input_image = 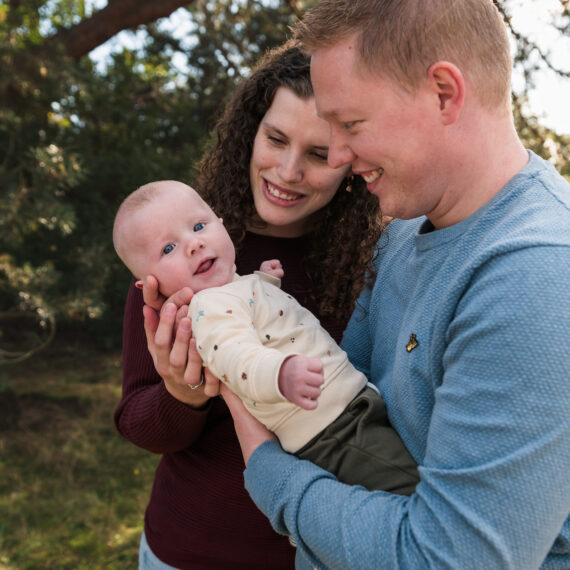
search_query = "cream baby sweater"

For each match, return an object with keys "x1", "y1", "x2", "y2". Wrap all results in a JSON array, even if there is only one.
[{"x1": 190, "y1": 272, "x2": 366, "y2": 452}]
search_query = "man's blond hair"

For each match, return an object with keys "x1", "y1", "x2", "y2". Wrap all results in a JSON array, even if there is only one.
[{"x1": 296, "y1": 0, "x2": 512, "y2": 109}]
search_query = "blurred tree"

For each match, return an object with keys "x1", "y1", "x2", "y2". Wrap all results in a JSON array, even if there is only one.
[
  {"x1": 0, "y1": 0, "x2": 568, "y2": 356},
  {"x1": 0, "y1": 0, "x2": 302, "y2": 352},
  {"x1": 499, "y1": 0, "x2": 570, "y2": 182}
]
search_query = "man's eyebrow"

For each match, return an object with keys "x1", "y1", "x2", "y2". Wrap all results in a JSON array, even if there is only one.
[{"x1": 315, "y1": 107, "x2": 340, "y2": 121}]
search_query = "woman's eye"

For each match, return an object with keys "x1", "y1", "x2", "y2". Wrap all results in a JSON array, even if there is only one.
[
  {"x1": 162, "y1": 244, "x2": 175, "y2": 255},
  {"x1": 268, "y1": 135, "x2": 285, "y2": 145},
  {"x1": 312, "y1": 151, "x2": 328, "y2": 161},
  {"x1": 193, "y1": 222, "x2": 205, "y2": 232}
]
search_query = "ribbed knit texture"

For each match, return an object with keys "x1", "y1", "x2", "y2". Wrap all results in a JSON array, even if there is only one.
[
  {"x1": 114, "y1": 232, "x2": 348, "y2": 569},
  {"x1": 245, "y1": 151, "x2": 570, "y2": 569}
]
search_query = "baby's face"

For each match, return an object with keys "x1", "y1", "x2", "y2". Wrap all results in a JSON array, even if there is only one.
[{"x1": 123, "y1": 184, "x2": 236, "y2": 297}]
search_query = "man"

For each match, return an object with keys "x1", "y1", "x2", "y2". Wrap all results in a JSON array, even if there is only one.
[{"x1": 221, "y1": 1, "x2": 570, "y2": 568}]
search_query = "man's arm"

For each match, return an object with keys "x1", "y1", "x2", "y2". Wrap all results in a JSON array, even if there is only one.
[
  {"x1": 220, "y1": 385, "x2": 277, "y2": 465},
  {"x1": 233, "y1": 247, "x2": 570, "y2": 570}
]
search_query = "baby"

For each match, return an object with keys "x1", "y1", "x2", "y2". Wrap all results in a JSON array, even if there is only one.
[{"x1": 113, "y1": 180, "x2": 418, "y2": 494}]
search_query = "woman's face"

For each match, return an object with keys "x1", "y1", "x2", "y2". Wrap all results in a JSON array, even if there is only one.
[{"x1": 249, "y1": 87, "x2": 350, "y2": 237}]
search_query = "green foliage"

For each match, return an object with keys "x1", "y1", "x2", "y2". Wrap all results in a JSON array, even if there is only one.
[
  {"x1": 0, "y1": 0, "x2": 299, "y2": 350},
  {"x1": 513, "y1": 97, "x2": 570, "y2": 180},
  {"x1": 0, "y1": 0, "x2": 568, "y2": 353}
]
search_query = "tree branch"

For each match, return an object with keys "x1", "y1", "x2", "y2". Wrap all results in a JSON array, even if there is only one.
[{"x1": 45, "y1": 0, "x2": 195, "y2": 60}]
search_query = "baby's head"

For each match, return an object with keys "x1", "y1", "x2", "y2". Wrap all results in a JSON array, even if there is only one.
[{"x1": 113, "y1": 180, "x2": 236, "y2": 297}]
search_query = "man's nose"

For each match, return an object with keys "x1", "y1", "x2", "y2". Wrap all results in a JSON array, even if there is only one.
[{"x1": 327, "y1": 129, "x2": 356, "y2": 169}]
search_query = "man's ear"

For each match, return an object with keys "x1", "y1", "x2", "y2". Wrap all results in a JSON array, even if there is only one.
[
  {"x1": 135, "y1": 280, "x2": 143, "y2": 289},
  {"x1": 427, "y1": 61, "x2": 465, "y2": 125}
]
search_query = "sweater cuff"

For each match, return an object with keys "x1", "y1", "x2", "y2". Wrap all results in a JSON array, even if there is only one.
[{"x1": 156, "y1": 380, "x2": 212, "y2": 425}]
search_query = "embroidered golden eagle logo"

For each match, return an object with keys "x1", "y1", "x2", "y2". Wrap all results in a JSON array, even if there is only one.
[{"x1": 406, "y1": 334, "x2": 419, "y2": 353}]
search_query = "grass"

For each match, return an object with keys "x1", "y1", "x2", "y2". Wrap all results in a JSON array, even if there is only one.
[{"x1": 0, "y1": 333, "x2": 159, "y2": 569}]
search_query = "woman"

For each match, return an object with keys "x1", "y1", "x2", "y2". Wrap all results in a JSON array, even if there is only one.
[{"x1": 114, "y1": 41, "x2": 382, "y2": 569}]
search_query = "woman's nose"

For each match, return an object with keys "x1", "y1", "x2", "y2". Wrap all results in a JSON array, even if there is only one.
[{"x1": 276, "y1": 151, "x2": 303, "y2": 183}]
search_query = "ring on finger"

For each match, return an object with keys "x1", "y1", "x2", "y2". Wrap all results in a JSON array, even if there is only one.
[{"x1": 188, "y1": 368, "x2": 205, "y2": 390}]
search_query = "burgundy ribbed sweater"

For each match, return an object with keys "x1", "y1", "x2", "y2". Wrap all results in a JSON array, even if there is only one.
[{"x1": 114, "y1": 232, "x2": 347, "y2": 569}]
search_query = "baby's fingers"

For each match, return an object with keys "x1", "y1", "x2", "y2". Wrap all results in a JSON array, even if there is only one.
[
  {"x1": 306, "y1": 357, "x2": 324, "y2": 374},
  {"x1": 297, "y1": 395, "x2": 320, "y2": 411}
]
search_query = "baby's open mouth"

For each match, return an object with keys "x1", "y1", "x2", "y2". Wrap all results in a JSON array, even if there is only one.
[{"x1": 196, "y1": 258, "x2": 214, "y2": 274}]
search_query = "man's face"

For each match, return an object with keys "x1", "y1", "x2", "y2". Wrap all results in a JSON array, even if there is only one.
[{"x1": 310, "y1": 36, "x2": 450, "y2": 224}]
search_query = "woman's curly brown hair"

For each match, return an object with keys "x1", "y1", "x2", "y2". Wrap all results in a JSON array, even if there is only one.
[{"x1": 196, "y1": 40, "x2": 382, "y2": 320}]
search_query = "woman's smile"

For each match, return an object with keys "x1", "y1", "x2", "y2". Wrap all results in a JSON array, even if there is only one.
[{"x1": 264, "y1": 179, "x2": 305, "y2": 204}]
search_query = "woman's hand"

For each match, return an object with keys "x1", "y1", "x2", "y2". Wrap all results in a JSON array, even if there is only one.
[
  {"x1": 139, "y1": 274, "x2": 192, "y2": 319},
  {"x1": 220, "y1": 384, "x2": 277, "y2": 466},
  {"x1": 141, "y1": 276, "x2": 220, "y2": 406}
]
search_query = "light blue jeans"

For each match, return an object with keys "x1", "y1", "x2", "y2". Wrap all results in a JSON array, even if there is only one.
[{"x1": 139, "y1": 531, "x2": 179, "y2": 570}]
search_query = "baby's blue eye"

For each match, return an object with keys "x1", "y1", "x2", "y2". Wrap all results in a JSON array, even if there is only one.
[
  {"x1": 162, "y1": 244, "x2": 174, "y2": 255},
  {"x1": 193, "y1": 222, "x2": 205, "y2": 232}
]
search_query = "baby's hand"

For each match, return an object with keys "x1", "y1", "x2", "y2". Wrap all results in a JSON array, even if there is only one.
[
  {"x1": 259, "y1": 259, "x2": 284, "y2": 279},
  {"x1": 278, "y1": 355, "x2": 324, "y2": 410}
]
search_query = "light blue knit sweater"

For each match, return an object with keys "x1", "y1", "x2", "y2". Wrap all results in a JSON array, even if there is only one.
[{"x1": 244, "y1": 151, "x2": 570, "y2": 569}]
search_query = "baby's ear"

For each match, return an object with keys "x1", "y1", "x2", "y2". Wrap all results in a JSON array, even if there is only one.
[{"x1": 135, "y1": 280, "x2": 143, "y2": 290}]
